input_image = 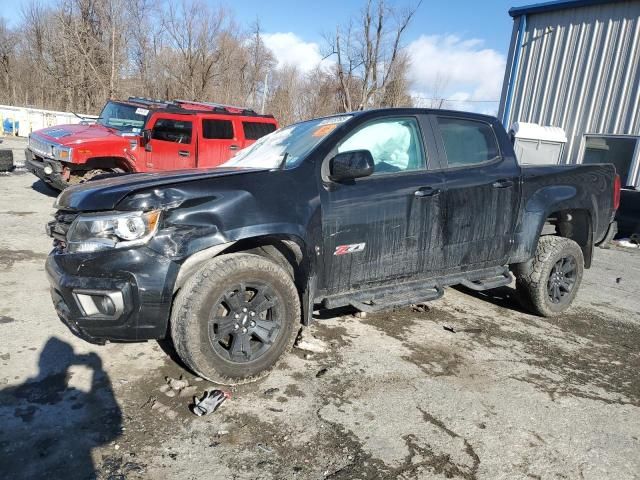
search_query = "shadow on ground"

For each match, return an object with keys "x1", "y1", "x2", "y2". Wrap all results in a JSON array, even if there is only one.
[
  {"x1": 31, "y1": 179, "x2": 59, "y2": 198},
  {"x1": 453, "y1": 284, "x2": 530, "y2": 314},
  {"x1": 0, "y1": 337, "x2": 122, "y2": 479}
]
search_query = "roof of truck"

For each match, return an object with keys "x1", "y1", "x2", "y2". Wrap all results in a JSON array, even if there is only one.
[{"x1": 117, "y1": 97, "x2": 276, "y2": 119}]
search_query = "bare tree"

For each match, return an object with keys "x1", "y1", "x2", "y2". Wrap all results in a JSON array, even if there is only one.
[
  {"x1": 0, "y1": 18, "x2": 16, "y2": 105},
  {"x1": 325, "y1": 0, "x2": 421, "y2": 111},
  {"x1": 162, "y1": 0, "x2": 230, "y2": 100},
  {"x1": 4, "y1": 0, "x2": 421, "y2": 124}
]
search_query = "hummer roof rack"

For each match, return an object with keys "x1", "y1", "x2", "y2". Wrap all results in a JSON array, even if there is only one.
[
  {"x1": 174, "y1": 99, "x2": 257, "y2": 115},
  {"x1": 127, "y1": 96, "x2": 176, "y2": 107},
  {"x1": 123, "y1": 96, "x2": 272, "y2": 118}
]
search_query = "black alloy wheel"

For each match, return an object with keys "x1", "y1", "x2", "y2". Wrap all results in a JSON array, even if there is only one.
[
  {"x1": 170, "y1": 253, "x2": 300, "y2": 384},
  {"x1": 208, "y1": 282, "x2": 282, "y2": 363},
  {"x1": 546, "y1": 255, "x2": 577, "y2": 305}
]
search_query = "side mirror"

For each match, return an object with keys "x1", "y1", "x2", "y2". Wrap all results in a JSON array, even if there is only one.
[
  {"x1": 140, "y1": 129, "x2": 151, "y2": 147},
  {"x1": 329, "y1": 150, "x2": 374, "y2": 182}
]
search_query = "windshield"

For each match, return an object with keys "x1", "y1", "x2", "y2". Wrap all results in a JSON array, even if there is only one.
[
  {"x1": 222, "y1": 115, "x2": 353, "y2": 169},
  {"x1": 98, "y1": 101, "x2": 148, "y2": 133}
]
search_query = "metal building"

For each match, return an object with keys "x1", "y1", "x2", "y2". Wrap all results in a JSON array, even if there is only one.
[{"x1": 499, "y1": 0, "x2": 640, "y2": 188}]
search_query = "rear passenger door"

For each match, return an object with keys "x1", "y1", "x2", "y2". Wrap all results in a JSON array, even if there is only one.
[
  {"x1": 146, "y1": 115, "x2": 195, "y2": 171},
  {"x1": 198, "y1": 118, "x2": 239, "y2": 168},
  {"x1": 432, "y1": 115, "x2": 521, "y2": 269},
  {"x1": 241, "y1": 121, "x2": 277, "y2": 148}
]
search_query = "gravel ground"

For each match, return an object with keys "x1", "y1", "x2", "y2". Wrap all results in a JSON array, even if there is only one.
[{"x1": 0, "y1": 170, "x2": 639, "y2": 480}]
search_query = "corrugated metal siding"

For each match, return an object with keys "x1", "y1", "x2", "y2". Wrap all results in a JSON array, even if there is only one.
[{"x1": 502, "y1": 0, "x2": 640, "y2": 165}]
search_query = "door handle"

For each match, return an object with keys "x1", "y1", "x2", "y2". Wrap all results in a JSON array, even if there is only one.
[
  {"x1": 414, "y1": 187, "x2": 441, "y2": 198},
  {"x1": 178, "y1": 150, "x2": 190, "y2": 157},
  {"x1": 492, "y1": 179, "x2": 514, "y2": 188},
  {"x1": 229, "y1": 145, "x2": 239, "y2": 151}
]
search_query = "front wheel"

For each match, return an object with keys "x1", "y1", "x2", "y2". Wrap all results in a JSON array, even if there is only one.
[
  {"x1": 170, "y1": 253, "x2": 300, "y2": 385},
  {"x1": 514, "y1": 236, "x2": 584, "y2": 317}
]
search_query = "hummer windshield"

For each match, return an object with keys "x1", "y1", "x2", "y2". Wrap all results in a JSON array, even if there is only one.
[
  {"x1": 98, "y1": 101, "x2": 149, "y2": 133},
  {"x1": 223, "y1": 115, "x2": 353, "y2": 169}
]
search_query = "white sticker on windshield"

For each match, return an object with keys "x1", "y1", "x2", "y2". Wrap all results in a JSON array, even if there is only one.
[
  {"x1": 318, "y1": 115, "x2": 352, "y2": 126},
  {"x1": 135, "y1": 108, "x2": 149, "y2": 116}
]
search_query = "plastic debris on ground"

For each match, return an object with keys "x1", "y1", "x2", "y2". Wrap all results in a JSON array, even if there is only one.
[
  {"x1": 191, "y1": 390, "x2": 231, "y2": 416},
  {"x1": 614, "y1": 236, "x2": 640, "y2": 249},
  {"x1": 411, "y1": 303, "x2": 430, "y2": 313},
  {"x1": 294, "y1": 328, "x2": 328, "y2": 353},
  {"x1": 443, "y1": 325, "x2": 482, "y2": 334},
  {"x1": 167, "y1": 377, "x2": 189, "y2": 390}
]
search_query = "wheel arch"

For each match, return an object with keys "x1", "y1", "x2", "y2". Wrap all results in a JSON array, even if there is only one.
[
  {"x1": 173, "y1": 234, "x2": 314, "y2": 324},
  {"x1": 544, "y1": 208, "x2": 593, "y2": 268},
  {"x1": 83, "y1": 156, "x2": 135, "y2": 172},
  {"x1": 511, "y1": 185, "x2": 596, "y2": 268}
]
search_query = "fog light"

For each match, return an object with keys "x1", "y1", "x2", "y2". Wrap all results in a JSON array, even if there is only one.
[
  {"x1": 44, "y1": 165, "x2": 53, "y2": 175},
  {"x1": 97, "y1": 295, "x2": 116, "y2": 316},
  {"x1": 74, "y1": 290, "x2": 124, "y2": 318}
]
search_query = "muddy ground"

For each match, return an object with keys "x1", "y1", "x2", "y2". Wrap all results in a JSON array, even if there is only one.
[{"x1": 1, "y1": 156, "x2": 639, "y2": 479}]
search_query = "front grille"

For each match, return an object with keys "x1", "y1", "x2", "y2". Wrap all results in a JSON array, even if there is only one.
[
  {"x1": 29, "y1": 134, "x2": 58, "y2": 158},
  {"x1": 47, "y1": 210, "x2": 79, "y2": 253}
]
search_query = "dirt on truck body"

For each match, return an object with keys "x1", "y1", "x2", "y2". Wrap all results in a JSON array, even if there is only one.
[{"x1": 45, "y1": 107, "x2": 620, "y2": 385}]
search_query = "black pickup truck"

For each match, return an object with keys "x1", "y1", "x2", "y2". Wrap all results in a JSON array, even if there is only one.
[{"x1": 45, "y1": 108, "x2": 620, "y2": 384}]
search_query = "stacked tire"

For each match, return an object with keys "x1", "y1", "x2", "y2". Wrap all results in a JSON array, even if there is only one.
[{"x1": 0, "y1": 150, "x2": 14, "y2": 172}]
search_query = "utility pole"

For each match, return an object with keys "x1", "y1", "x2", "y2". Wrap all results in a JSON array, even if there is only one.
[{"x1": 261, "y1": 71, "x2": 269, "y2": 114}]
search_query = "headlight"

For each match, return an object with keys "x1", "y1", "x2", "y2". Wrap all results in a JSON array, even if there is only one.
[
  {"x1": 53, "y1": 145, "x2": 73, "y2": 162},
  {"x1": 66, "y1": 210, "x2": 161, "y2": 253}
]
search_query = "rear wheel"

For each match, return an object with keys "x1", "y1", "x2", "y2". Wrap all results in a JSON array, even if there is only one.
[
  {"x1": 514, "y1": 236, "x2": 584, "y2": 317},
  {"x1": 170, "y1": 253, "x2": 300, "y2": 385}
]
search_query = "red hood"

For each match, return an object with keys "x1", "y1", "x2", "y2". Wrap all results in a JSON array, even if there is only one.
[{"x1": 34, "y1": 123, "x2": 133, "y2": 146}]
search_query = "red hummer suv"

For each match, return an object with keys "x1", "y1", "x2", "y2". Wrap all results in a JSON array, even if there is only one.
[{"x1": 25, "y1": 97, "x2": 278, "y2": 190}]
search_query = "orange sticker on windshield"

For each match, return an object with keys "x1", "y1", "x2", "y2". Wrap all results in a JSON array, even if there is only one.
[{"x1": 313, "y1": 124, "x2": 337, "y2": 137}]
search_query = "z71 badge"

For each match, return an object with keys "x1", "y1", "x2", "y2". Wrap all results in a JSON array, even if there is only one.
[{"x1": 334, "y1": 243, "x2": 366, "y2": 255}]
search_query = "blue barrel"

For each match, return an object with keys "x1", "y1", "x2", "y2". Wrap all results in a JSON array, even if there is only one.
[{"x1": 3, "y1": 118, "x2": 19, "y2": 135}]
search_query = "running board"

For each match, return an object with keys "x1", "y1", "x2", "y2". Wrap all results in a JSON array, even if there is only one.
[
  {"x1": 349, "y1": 286, "x2": 444, "y2": 313},
  {"x1": 459, "y1": 270, "x2": 513, "y2": 291},
  {"x1": 320, "y1": 265, "x2": 512, "y2": 313}
]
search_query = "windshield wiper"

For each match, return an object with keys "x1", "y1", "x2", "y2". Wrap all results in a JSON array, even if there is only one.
[{"x1": 277, "y1": 152, "x2": 289, "y2": 170}]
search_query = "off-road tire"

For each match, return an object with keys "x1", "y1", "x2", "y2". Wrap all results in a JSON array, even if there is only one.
[
  {"x1": 514, "y1": 236, "x2": 584, "y2": 317},
  {"x1": 0, "y1": 150, "x2": 14, "y2": 172},
  {"x1": 170, "y1": 253, "x2": 300, "y2": 385}
]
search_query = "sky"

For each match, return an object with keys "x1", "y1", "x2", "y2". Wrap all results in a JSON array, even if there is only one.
[{"x1": 2, "y1": 0, "x2": 538, "y2": 113}]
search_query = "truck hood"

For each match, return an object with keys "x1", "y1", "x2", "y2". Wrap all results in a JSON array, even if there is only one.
[
  {"x1": 54, "y1": 167, "x2": 267, "y2": 211},
  {"x1": 34, "y1": 123, "x2": 130, "y2": 145}
]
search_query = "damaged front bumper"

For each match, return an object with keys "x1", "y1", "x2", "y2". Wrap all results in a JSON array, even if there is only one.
[
  {"x1": 46, "y1": 247, "x2": 179, "y2": 344},
  {"x1": 25, "y1": 149, "x2": 67, "y2": 188}
]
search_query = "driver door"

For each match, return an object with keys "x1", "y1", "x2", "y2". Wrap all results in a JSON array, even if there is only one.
[
  {"x1": 145, "y1": 115, "x2": 196, "y2": 171},
  {"x1": 320, "y1": 115, "x2": 445, "y2": 294}
]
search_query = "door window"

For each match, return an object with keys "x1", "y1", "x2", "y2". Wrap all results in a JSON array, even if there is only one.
[
  {"x1": 437, "y1": 117, "x2": 500, "y2": 167},
  {"x1": 337, "y1": 117, "x2": 425, "y2": 175},
  {"x1": 151, "y1": 118, "x2": 192, "y2": 144},
  {"x1": 242, "y1": 121, "x2": 277, "y2": 140},
  {"x1": 582, "y1": 136, "x2": 637, "y2": 187},
  {"x1": 202, "y1": 119, "x2": 234, "y2": 139}
]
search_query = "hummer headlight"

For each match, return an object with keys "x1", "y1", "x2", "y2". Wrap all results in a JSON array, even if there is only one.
[
  {"x1": 66, "y1": 210, "x2": 161, "y2": 253},
  {"x1": 53, "y1": 146, "x2": 73, "y2": 161}
]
